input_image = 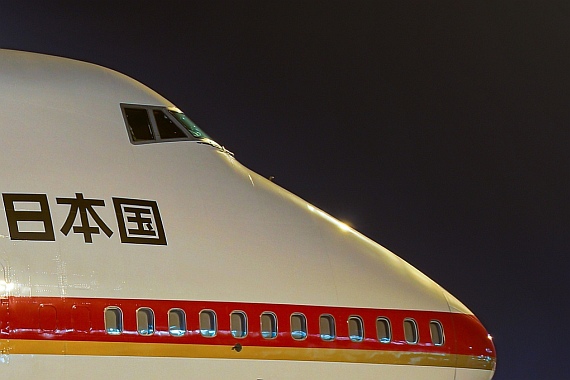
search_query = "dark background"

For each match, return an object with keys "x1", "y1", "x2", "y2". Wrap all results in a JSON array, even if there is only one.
[{"x1": 1, "y1": 2, "x2": 568, "y2": 378}]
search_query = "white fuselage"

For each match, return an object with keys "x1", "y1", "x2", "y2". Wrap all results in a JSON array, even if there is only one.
[{"x1": 0, "y1": 50, "x2": 495, "y2": 379}]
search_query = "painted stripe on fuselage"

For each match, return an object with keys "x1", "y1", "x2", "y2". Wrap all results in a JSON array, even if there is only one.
[
  {"x1": 0, "y1": 295, "x2": 496, "y2": 372},
  {"x1": 1, "y1": 339, "x2": 493, "y2": 370}
]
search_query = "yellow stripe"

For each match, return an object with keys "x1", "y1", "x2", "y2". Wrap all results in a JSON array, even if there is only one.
[{"x1": 0, "y1": 339, "x2": 495, "y2": 371}]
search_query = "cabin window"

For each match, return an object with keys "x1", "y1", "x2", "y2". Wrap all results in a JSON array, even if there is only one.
[
  {"x1": 261, "y1": 312, "x2": 277, "y2": 339},
  {"x1": 200, "y1": 310, "x2": 217, "y2": 337},
  {"x1": 153, "y1": 110, "x2": 187, "y2": 139},
  {"x1": 137, "y1": 307, "x2": 155, "y2": 336},
  {"x1": 104, "y1": 307, "x2": 123, "y2": 335},
  {"x1": 430, "y1": 320, "x2": 445, "y2": 346},
  {"x1": 376, "y1": 317, "x2": 391, "y2": 343},
  {"x1": 230, "y1": 311, "x2": 247, "y2": 338},
  {"x1": 168, "y1": 309, "x2": 186, "y2": 337},
  {"x1": 348, "y1": 316, "x2": 364, "y2": 342},
  {"x1": 290, "y1": 313, "x2": 307, "y2": 340},
  {"x1": 123, "y1": 107, "x2": 155, "y2": 142},
  {"x1": 319, "y1": 314, "x2": 335, "y2": 341},
  {"x1": 404, "y1": 318, "x2": 419, "y2": 344}
]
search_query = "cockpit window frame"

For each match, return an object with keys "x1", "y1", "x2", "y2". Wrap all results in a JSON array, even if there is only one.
[{"x1": 120, "y1": 103, "x2": 198, "y2": 145}]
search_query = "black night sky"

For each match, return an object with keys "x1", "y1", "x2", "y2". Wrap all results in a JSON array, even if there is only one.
[{"x1": 2, "y1": 2, "x2": 569, "y2": 379}]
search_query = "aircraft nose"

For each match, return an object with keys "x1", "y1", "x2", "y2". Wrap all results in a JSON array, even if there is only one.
[{"x1": 453, "y1": 313, "x2": 497, "y2": 379}]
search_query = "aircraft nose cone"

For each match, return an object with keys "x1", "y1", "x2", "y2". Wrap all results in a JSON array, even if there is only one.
[{"x1": 453, "y1": 313, "x2": 496, "y2": 378}]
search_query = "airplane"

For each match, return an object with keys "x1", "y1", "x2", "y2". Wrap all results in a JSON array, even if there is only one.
[{"x1": 0, "y1": 49, "x2": 496, "y2": 379}]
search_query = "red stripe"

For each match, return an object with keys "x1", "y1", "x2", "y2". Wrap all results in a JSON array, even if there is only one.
[{"x1": 1, "y1": 296, "x2": 495, "y2": 359}]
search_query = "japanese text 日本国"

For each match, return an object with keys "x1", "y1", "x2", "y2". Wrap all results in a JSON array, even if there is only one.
[{"x1": 1, "y1": 193, "x2": 167, "y2": 245}]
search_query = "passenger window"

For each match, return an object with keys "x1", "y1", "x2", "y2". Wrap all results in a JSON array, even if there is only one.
[
  {"x1": 168, "y1": 309, "x2": 186, "y2": 337},
  {"x1": 430, "y1": 320, "x2": 445, "y2": 346},
  {"x1": 404, "y1": 318, "x2": 418, "y2": 344},
  {"x1": 230, "y1": 311, "x2": 247, "y2": 338},
  {"x1": 261, "y1": 312, "x2": 277, "y2": 339},
  {"x1": 104, "y1": 307, "x2": 123, "y2": 335},
  {"x1": 290, "y1": 313, "x2": 307, "y2": 340},
  {"x1": 153, "y1": 110, "x2": 187, "y2": 140},
  {"x1": 348, "y1": 316, "x2": 364, "y2": 342},
  {"x1": 200, "y1": 310, "x2": 217, "y2": 337},
  {"x1": 137, "y1": 307, "x2": 155, "y2": 336},
  {"x1": 319, "y1": 314, "x2": 335, "y2": 341},
  {"x1": 124, "y1": 107, "x2": 155, "y2": 142},
  {"x1": 376, "y1": 317, "x2": 391, "y2": 343}
]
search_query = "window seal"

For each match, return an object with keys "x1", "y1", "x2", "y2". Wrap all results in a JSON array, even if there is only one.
[
  {"x1": 376, "y1": 317, "x2": 392, "y2": 344},
  {"x1": 430, "y1": 319, "x2": 445, "y2": 346},
  {"x1": 168, "y1": 308, "x2": 187, "y2": 337},
  {"x1": 290, "y1": 313, "x2": 308, "y2": 341},
  {"x1": 136, "y1": 307, "x2": 155, "y2": 336},
  {"x1": 104, "y1": 306, "x2": 123, "y2": 336},
  {"x1": 199, "y1": 309, "x2": 217, "y2": 338},
  {"x1": 260, "y1": 311, "x2": 278, "y2": 340},
  {"x1": 319, "y1": 314, "x2": 336, "y2": 341},
  {"x1": 348, "y1": 315, "x2": 364, "y2": 342},
  {"x1": 404, "y1": 318, "x2": 419, "y2": 344},
  {"x1": 230, "y1": 310, "x2": 248, "y2": 339}
]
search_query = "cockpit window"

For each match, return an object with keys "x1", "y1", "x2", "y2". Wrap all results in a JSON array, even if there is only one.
[
  {"x1": 168, "y1": 110, "x2": 209, "y2": 139},
  {"x1": 124, "y1": 107, "x2": 155, "y2": 142},
  {"x1": 121, "y1": 103, "x2": 214, "y2": 145},
  {"x1": 153, "y1": 109, "x2": 186, "y2": 140}
]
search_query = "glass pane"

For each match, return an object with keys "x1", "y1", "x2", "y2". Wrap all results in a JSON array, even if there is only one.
[
  {"x1": 404, "y1": 319, "x2": 418, "y2": 344},
  {"x1": 261, "y1": 312, "x2": 277, "y2": 339},
  {"x1": 105, "y1": 307, "x2": 122, "y2": 335},
  {"x1": 169, "y1": 309, "x2": 186, "y2": 337},
  {"x1": 348, "y1": 316, "x2": 364, "y2": 342},
  {"x1": 200, "y1": 310, "x2": 216, "y2": 337},
  {"x1": 153, "y1": 110, "x2": 187, "y2": 139},
  {"x1": 320, "y1": 315, "x2": 335, "y2": 341},
  {"x1": 137, "y1": 308, "x2": 155, "y2": 335},
  {"x1": 430, "y1": 320, "x2": 444, "y2": 346},
  {"x1": 231, "y1": 311, "x2": 247, "y2": 338},
  {"x1": 376, "y1": 317, "x2": 391, "y2": 343},
  {"x1": 125, "y1": 108, "x2": 154, "y2": 141},
  {"x1": 169, "y1": 110, "x2": 210, "y2": 139},
  {"x1": 291, "y1": 314, "x2": 307, "y2": 340}
]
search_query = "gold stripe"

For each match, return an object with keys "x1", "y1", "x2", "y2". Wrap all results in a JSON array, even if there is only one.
[
  {"x1": 0, "y1": 339, "x2": 495, "y2": 371},
  {"x1": 456, "y1": 352, "x2": 496, "y2": 371}
]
